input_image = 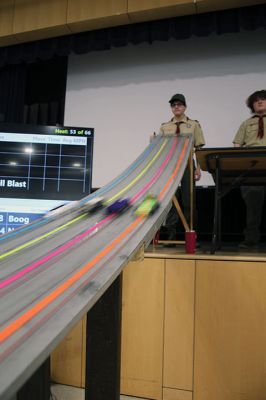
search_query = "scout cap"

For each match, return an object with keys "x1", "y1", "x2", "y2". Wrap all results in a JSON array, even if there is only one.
[{"x1": 169, "y1": 94, "x2": 186, "y2": 106}]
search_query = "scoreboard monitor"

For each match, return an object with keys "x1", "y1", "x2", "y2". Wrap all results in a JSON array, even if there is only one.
[{"x1": 0, "y1": 123, "x2": 94, "y2": 235}]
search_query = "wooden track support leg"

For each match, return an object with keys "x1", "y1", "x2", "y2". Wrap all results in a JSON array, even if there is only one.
[{"x1": 172, "y1": 196, "x2": 189, "y2": 232}]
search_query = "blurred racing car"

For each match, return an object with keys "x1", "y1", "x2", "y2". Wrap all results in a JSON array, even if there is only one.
[
  {"x1": 107, "y1": 198, "x2": 130, "y2": 214},
  {"x1": 80, "y1": 197, "x2": 104, "y2": 213},
  {"x1": 134, "y1": 194, "x2": 159, "y2": 217},
  {"x1": 44, "y1": 201, "x2": 78, "y2": 218}
]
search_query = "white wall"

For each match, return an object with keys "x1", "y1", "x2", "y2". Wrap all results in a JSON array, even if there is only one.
[{"x1": 65, "y1": 29, "x2": 266, "y2": 187}]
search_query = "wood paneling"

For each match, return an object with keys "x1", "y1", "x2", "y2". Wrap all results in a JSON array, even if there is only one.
[
  {"x1": 0, "y1": 0, "x2": 17, "y2": 46},
  {"x1": 163, "y1": 260, "x2": 195, "y2": 391},
  {"x1": 128, "y1": 0, "x2": 195, "y2": 23},
  {"x1": 1, "y1": 0, "x2": 265, "y2": 46},
  {"x1": 1, "y1": 0, "x2": 265, "y2": 45},
  {"x1": 67, "y1": 0, "x2": 129, "y2": 33},
  {"x1": 121, "y1": 259, "x2": 165, "y2": 400},
  {"x1": 196, "y1": 0, "x2": 266, "y2": 13},
  {"x1": 13, "y1": 0, "x2": 70, "y2": 42},
  {"x1": 50, "y1": 254, "x2": 266, "y2": 400},
  {"x1": 163, "y1": 388, "x2": 193, "y2": 400},
  {"x1": 51, "y1": 316, "x2": 87, "y2": 388},
  {"x1": 194, "y1": 260, "x2": 266, "y2": 400}
]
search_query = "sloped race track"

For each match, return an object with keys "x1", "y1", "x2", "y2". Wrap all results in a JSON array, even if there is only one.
[{"x1": 0, "y1": 134, "x2": 193, "y2": 400}]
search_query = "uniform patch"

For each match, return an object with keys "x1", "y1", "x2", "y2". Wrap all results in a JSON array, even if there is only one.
[{"x1": 186, "y1": 124, "x2": 192, "y2": 128}]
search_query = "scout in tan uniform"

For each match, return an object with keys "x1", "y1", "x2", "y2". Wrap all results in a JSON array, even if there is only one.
[
  {"x1": 233, "y1": 89, "x2": 266, "y2": 248},
  {"x1": 158, "y1": 93, "x2": 205, "y2": 243}
]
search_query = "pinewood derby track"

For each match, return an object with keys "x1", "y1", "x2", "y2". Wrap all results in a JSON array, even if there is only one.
[{"x1": 0, "y1": 134, "x2": 193, "y2": 400}]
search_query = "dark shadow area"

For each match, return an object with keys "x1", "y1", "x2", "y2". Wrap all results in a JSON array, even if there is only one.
[
  {"x1": 0, "y1": 57, "x2": 67, "y2": 125},
  {"x1": 159, "y1": 186, "x2": 266, "y2": 245},
  {"x1": 24, "y1": 57, "x2": 68, "y2": 125}
]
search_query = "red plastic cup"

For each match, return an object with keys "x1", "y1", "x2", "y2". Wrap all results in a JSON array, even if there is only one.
[{"x1": 185, "y1": 230, "x2": 197, "y2": 254}]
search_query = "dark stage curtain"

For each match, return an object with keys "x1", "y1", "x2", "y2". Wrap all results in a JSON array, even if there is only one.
[
  {"x1": 0, "y1": 64, "x2": 26, "y2": 123},
  {"x1": 0, "y1": 4, "x2": 265, "y2": 67},
  {"x1": 0, "y1": 57, "x2": 67, "y2": 125},
  {"x1": 23, "y1": 57, "x2": 67, "y2": 125}
]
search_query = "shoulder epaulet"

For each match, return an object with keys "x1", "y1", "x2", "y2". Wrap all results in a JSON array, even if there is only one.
[
  {"x1": 187, "y1": 117, "x2": 198, "y2": 122},
  {"x1": 192, "y1": 118, "x2": 202, "y2": 128},
  {"x1": 187, "y1": 117, "x2": 201, "y2": 126},
  {"x1": 161, "y1": 121, "x2": 168, "y2": 125}
]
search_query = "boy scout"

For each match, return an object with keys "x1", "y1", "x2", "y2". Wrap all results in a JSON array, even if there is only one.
[
  {"x1": 233, "y1": 89, "x2": 266, "y2": 248},
  {"x1": 158, "y1": 93, "x2": 205, "y2": 242}
]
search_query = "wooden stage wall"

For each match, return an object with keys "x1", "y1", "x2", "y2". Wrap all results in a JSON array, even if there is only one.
[{"x1": 51, "y1": 252, "x2": 266, "y2": 400}]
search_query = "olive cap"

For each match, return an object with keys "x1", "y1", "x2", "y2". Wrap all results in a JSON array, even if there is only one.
[{"x1": 169, "y1": 93, "x2": 186, "y2": 106}]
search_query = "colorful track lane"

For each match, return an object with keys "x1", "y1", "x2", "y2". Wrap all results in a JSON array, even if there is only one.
[{"x1": 0, "y1": 135, "x2": 192, "y2": 400}]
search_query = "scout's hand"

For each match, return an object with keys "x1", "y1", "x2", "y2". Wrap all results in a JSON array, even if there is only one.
[{"x1": 194, "y1": 167, "x2": 201, "y2": 181}]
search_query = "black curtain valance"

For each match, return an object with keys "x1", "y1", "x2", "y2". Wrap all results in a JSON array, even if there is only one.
[{"x1": 0, "y1": 3, "x2": 265, "y2": 67}]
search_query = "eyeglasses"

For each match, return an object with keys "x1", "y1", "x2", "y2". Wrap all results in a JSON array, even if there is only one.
[{"x1": 171, "y1": 102, "x2": 185, "y2": 107}]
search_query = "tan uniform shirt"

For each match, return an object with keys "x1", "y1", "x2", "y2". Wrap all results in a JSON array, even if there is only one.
[
  {"x1": 159, "y1": 115, "x2": 205, "y2": 148},
  {"x1": 233, "y1": 115, "x2": 266, "y2": 147}
]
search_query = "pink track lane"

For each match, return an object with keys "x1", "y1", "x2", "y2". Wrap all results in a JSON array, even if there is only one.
[{"x1": 0, "y1": 215, "x2": 114, "y2": 290}]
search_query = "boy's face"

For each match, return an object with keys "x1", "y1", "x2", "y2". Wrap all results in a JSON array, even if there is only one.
[
  {"x1": 253, "y1": 97, "x2": 266, "y2": 114},
  {"x1": 170, "y1": 101, "x2": 186, "y2": 117}
]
